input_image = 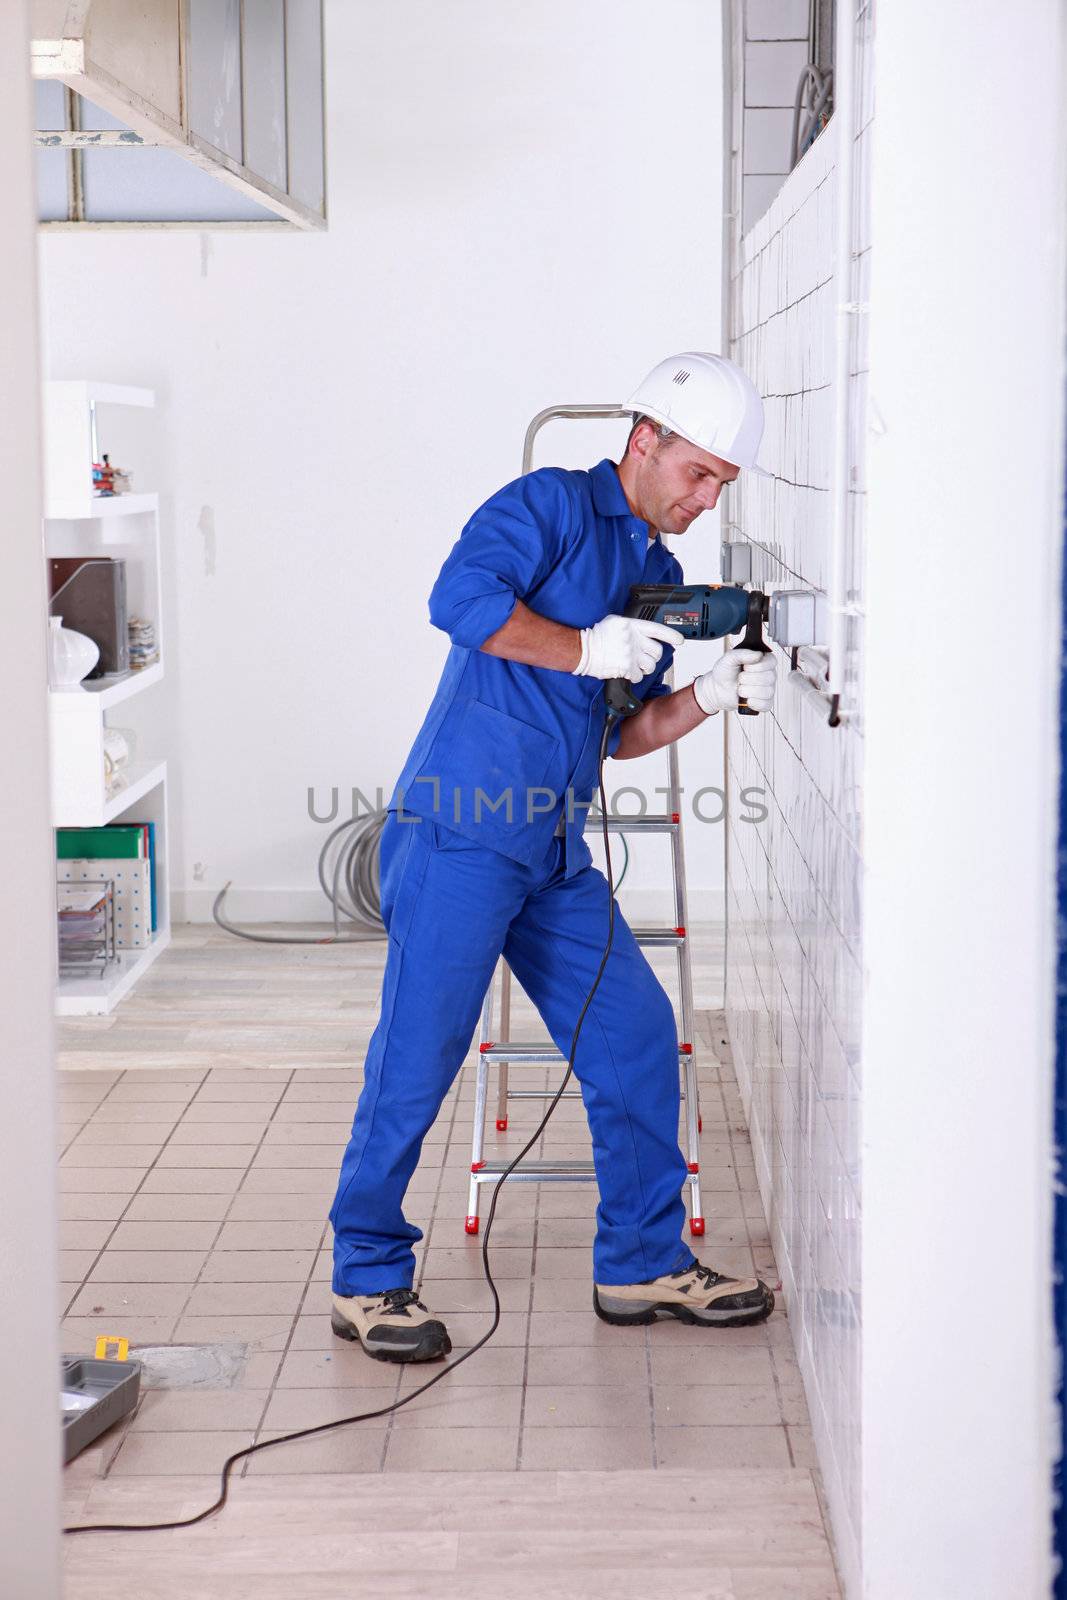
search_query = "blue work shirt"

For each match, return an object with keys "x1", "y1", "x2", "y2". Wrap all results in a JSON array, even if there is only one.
[{"x1": 387, "y1": 457, "x2": 684, "y2": 877}]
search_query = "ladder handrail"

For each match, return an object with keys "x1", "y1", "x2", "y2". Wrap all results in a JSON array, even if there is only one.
[{"x1": 522, "y1": 404, "x2": 631, "y2": 474}]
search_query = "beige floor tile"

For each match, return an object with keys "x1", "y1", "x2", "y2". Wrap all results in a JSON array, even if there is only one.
[
  {"x1": 58, "y1": 1167, "x2": 148, "y2": 1192},
  {"x1": 155, "y1": 1144, "x2": 256, "y2": 1168},
  {"x1": 200, "y1": 1249, "x2": 315, "y2": 1283},
  {"x1": 524, "y1": 1346, "x2": 649, "y2": 1388},
  {"x1": 171, "y1": 1315, "x2": 295, "y2": 1350},
  {"x1": 385, "y1": 1425, "x2": 518, "y2": 1472},
  {"x1": 68, "y1": 1282, "x2": 190, "y2": 1317},
  {"x1": 649, "y1": 1345, "x2": 775, "y2": 1386},
  {"x1": 109, "y1": 1429, "x2": 255, "y2": 1475},
  {"x1": 59, "y1": 1194, "x2": 129, "y2": 1222},
  {"x1": 57, "y1": 1228, "x2": 107, "y2": 1267},
  {"x1": 182, "y1": 1280, "x2": 306, "y2": 1317},
  {"x1": 124, "y1": 1193, "x2": 233, "y2": 1222},
  {"x1": 140, "y1": 1168, "x2": 244, "y2": 1194},
  {"x1": 390, "y1": 1384, "x2": 523, "y2": 1431},
  {"x1": 520, "y1": 1425, "x2": 653, "y2": 1471},
  {"x1": 168, "y1": 1122, "x2": 270, "y2": 1144},
  {"x1": 654, "y1": 1425, "x2": 792, "y2": 1469},
  {"x1": 130, "y1": 1389, "x2": 269, "y2": 1432},
  {"x1": 275, "y1": 1347, "x2": 404, "y2": 1390},
  {"x1": 109, "y1": 1220, "x2": 220, "y2": 1251},
  {"x1": 226, "y1": 1192, "x2": 331, "y2": 1221},
  {"x1": 59, "y1": 1221, "x2": 115, "y2": 1250},
  {"x1": 215, "y1": 1218, "x2": 329, "y2": 1253},
  {"x1": 654, "y1": 1383, "x2": 781, "y2": 1426},
  {"x1": 60, "y1": 1145, "x2": 159, "y2": 1169},
  {"x1": 527, "y1": 1312, "x2": 646, "y2": 1347},
  {"x1": 72, "y1": 1122, "x2": 177, "y2": 1146},
  {"x1": 531, "y1": 1277, "x2": 594, "y2": 1312},
  {"x1": 262, "y1": 1387, "x2": 400, "y2": 1431},
  {"x1": 523, "y1": 1384, "x2": 651, "y2": 1430},
  {"x1": 416, "y1": 1277, "x2": 529, "y2": 1315},
  {"x1": 245, "y1": 1428, "x2": 388, "y2": 1474},
  {"x1": 421, "y1": 1244, "x2": 533, "y2": 1280},
  {"x1": 397, "y1": 1345, "x2": 526, "y2": 1390},
  {"x1": 86, "y1": 1250, "x2": 208, "y2": 1283},
  {"x1": 62, "y1": 1314, "x2": 178, "y2": 1348}
]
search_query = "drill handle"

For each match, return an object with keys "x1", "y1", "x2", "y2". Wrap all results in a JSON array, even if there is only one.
[
  {"x1": 737, "y1": 591, "x2": 771, "y2": 718},
  {"x1": 604, "y1": 677, "x2": 642, "y2": 720}
]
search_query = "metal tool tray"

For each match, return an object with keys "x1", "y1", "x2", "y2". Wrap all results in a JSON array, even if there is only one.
[{"x1": 61, "y1": 1356, "x2": 141, "y2": 1463}]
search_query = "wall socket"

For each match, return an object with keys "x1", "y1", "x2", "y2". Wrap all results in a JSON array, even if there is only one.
[
  {"x1": 766, "y1": 589, "x2": 829, "y2": 648},
  {"x1": 720, "y1": 541, "x2": 752, "y2": 584}
]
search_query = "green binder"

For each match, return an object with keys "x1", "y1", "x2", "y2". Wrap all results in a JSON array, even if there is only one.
[{"x1": 56, "y1": 826, "x2": 144, "y2": 861}]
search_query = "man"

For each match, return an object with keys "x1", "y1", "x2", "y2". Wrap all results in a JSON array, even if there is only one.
[{"x1": 329, "y1": 352, "x2": 778, "y2": 1362}]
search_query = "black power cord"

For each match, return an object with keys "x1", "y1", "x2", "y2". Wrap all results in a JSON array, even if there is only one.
[{"x1": 66, "y1": 721, "x2": 620, "y2": 1535}]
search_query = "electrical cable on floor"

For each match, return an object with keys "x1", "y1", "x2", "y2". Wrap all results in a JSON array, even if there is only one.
[
  {"x1": 212, "y1": 811, "x2": 388, "y2": 945},
  {"x1": 65, "y1": 720, "x2": 620, "y2": 1535},
  {"x1": 212, "y1": 803, "x2": 628, "y2": 945}
]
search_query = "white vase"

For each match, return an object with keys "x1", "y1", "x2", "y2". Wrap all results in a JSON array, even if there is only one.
[{"x1": 49, "y1": 615, "x2": 100, "y2": 690}]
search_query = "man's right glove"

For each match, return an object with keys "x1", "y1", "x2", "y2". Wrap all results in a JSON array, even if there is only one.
[{"x1": 572, "y1": 614, "x2": 684, "y2": 682}]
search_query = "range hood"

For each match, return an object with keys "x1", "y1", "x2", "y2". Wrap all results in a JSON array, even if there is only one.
[{"x1": 32, "y1": 0, "x2": 325, "y2": 229}]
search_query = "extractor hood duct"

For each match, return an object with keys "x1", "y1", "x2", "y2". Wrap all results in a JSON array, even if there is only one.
[{"x1": 32, "y1": 0, "x2": 325, "y2": 229}]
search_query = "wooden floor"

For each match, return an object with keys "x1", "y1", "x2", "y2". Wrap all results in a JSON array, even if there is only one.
[
  {"x1": 57, "y1": 923, "x2": 841, "y2": 1598},
  {"x1": 63, "y1": 1468, "x2": 839, "y2": 1598}
]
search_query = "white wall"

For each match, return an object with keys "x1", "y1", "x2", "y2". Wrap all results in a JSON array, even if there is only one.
[
  {"x1": 861, "y1": 3, "x2": 1064, "y2": 1596},
  {"x1": 724, "y1": 95, "x2": 866, "y2": 1589},
  {"x1": 38, "y1": 0, "x2": 728, "y2": 929},
  {"x1": 0, "y1": 4, "x2": 63, "y2": 1595}
]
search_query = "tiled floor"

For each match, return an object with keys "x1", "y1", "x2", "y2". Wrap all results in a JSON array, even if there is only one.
[{"x1": 57, "y1": 924, "x2": 840, "y2": 1597}]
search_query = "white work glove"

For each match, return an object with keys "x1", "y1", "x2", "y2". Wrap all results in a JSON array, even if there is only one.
[
  {"x1": 572, "y1": 614, "x2": 684, "y2": 681},
  {"x1": 693, "y1": 647, "x2": 777, "y2": 714}
]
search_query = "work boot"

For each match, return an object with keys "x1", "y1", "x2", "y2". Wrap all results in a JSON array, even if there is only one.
[
  {"x1": 331, "y1": 1287, "x2": 452, "y2": 1363},
  {"x1": 593, "y1": 1259, "x2": 774, "y2": 1328}
]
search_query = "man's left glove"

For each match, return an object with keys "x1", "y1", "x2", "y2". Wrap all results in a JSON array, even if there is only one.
[{"x1": 693, "y1": 648, "x2": 777, "y2": 715}]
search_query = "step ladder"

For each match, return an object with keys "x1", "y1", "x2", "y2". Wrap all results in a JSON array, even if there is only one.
[{"x1": 463, "y1": 402, "x2": 705, "y2": 1238}]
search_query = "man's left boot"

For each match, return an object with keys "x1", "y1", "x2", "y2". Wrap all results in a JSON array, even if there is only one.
[{"x1": 593, "y1": 1259, "x2": 774, "y2": 1328}]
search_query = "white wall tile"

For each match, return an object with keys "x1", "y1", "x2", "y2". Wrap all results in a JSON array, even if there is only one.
[
  {"x1": 744, "y1": 107, "x2": 795, "y2": 174},
  {"x1": 745, "y1": 0, "x2": 810, "y2": 41},
  {"x1": 744, "y1": 39, "x2": 811, "y2": 107}
]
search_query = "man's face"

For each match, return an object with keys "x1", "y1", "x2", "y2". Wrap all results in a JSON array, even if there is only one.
[{"x1": 628, "y1": 423, "x2": 740, "y2": 535}]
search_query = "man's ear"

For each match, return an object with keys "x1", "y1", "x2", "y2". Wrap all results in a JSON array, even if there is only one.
[{"x1": 627, "y1": 419, "x2": 658, "y2": 464}]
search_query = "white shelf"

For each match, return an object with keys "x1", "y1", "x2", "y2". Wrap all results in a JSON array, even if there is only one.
[
  {"x1": 45, "y1": 378, "x2": 170, "y2": 1019},
  {"x1": 56, "y1": 927, "x2": 171, "y2": 1017},
  {"x1": 101, "y1": 761, "x2": 167, "y2": 824},
  {"x1": 52, "y1": 760, "x2": 166, "y2": 830},
  {"x1": 79, "y1": 382, "x2": 155, "y2": 410},
  {"x1": 45, "y1": 491, "x2": 159, "y2": 522},
  {"x1": 50, "y1": 661, "x2": 163, "y2": 711}
]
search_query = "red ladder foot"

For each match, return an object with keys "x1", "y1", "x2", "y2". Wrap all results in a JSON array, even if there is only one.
[
  {"x1": 689, "y1": 1216, "x2": 705, "y2": 1237},
  {"x1": 464, "y1": 1216, "x2": 480, "y2": 1235},
  {"x1": 495, "y1": 1118, "x2": 508, "y2": 1131}
]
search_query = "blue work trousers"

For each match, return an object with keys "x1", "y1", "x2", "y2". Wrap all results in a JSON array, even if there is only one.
[{"x1": 329, "y1": 812, "x2": 694, "y2": 1292}]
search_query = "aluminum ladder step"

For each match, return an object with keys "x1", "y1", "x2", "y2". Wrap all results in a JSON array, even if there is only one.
[{"x1": 479, "y1": 1040, "x2": 694, "y2": 1064}]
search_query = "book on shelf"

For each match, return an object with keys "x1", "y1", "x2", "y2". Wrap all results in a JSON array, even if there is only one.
[{"x1": 56, "y1": 821, "x2": 158, "y2": 943}]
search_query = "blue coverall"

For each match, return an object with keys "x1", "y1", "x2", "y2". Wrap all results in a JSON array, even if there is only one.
[{"x1": 330, "y1": 457, "x2": 697, "y2": 1292}]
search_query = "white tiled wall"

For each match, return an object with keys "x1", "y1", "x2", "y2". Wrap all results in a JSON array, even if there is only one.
[
  {"x1": 739, "y1": 0, "x2": 811, "y2": 232},
  {"x1": 724, "y1": 4, "x2": 874, "y2": 1590}
]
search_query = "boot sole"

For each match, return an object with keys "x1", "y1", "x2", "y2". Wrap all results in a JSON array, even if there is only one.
[
  {"x1": 331, "y1": 1313, "x2": 452, "y2": 1363},
  {"x1": 592, "y1": 1285, "x2": 775, "y2": 1329}
]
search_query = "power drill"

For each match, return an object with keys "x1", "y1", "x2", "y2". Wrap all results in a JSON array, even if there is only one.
[{"x1": 605, "y1": 583, "x2": 770, "y2": 720}]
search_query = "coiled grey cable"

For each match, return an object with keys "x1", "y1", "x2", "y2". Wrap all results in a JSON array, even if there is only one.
[{"x1": 213, "y1": 812, "x2": 628, "y2": 946}]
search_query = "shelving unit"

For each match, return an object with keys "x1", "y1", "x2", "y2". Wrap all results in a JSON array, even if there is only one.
[{"x1": 44, "y1": 381, "x2": 171, "y2": 1016}]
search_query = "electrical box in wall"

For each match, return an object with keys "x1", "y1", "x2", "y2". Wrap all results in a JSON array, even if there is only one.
[
  {"x1": 721, "y1": 541, "x2": 753, "y2": 585},
  {"x1": 767, "y1": 589, "x2": 829, "y2": 648}
]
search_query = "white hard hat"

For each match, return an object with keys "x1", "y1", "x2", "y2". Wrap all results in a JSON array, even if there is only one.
[{"x1": 624, "y1": 351, "x2": 770, "y2": 476}]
